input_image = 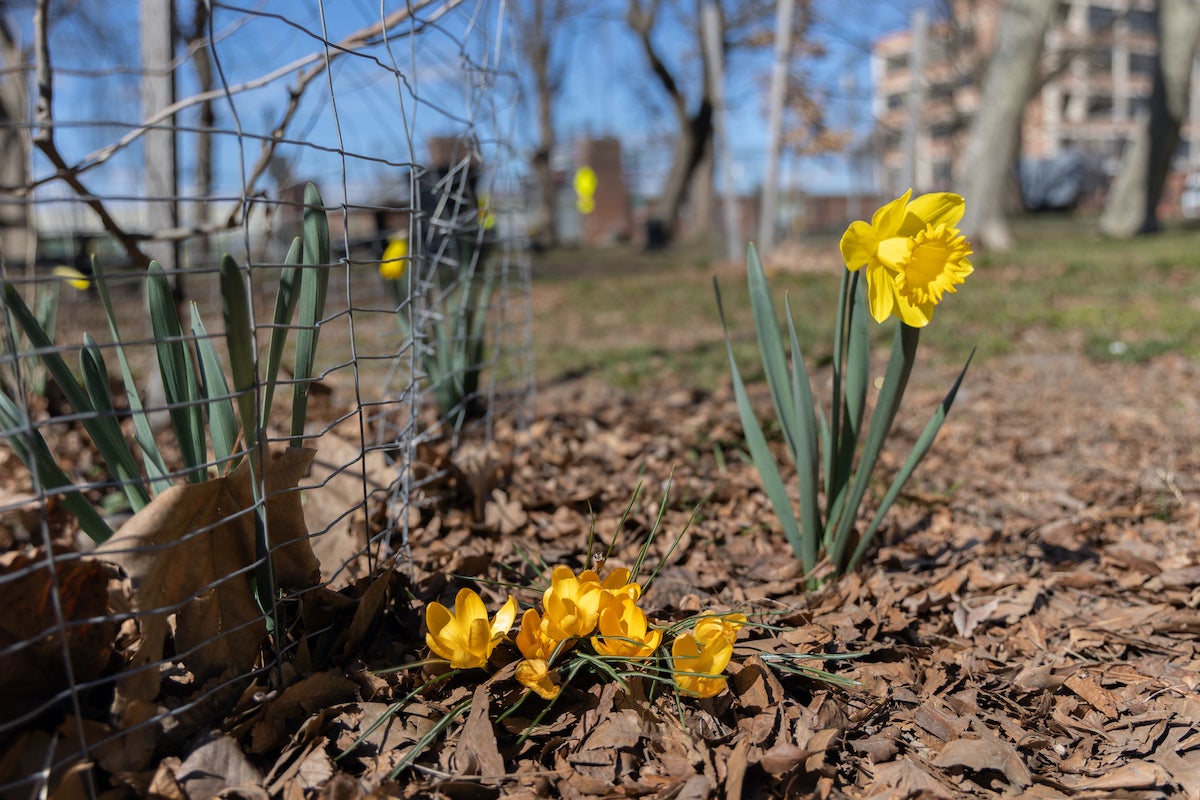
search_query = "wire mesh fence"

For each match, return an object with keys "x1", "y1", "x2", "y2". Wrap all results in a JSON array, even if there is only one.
[{"x1": 0, "y1": 1, "x2": 532, "y2": 792}]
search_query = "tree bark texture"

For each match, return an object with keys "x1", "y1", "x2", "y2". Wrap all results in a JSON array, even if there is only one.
[
  {"x1": 1099, "y1": 0, "x2": 1200, "y2": 238},
  {"x1": 958, "y1": 0, "x2": 1054, "y2": 251}
]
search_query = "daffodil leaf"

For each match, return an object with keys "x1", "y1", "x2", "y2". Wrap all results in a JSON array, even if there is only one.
[
  {"x1": 827, "y1": 323, "x2": 919, "y2": 571},
  {"x1": 93, "y1": 265, "x2": 170, "y2": 494},
  {"x1": 715, "y1": 277, "x2": 805, "y2": 564},
  {"x1": 0, "y1": 390, "x2": 113, "y2": 542},
  {"x1": 261, "y1": 237, "x2": 302, "y2": 428},
  {"x1": 846, "y1": 348, "x2": 974, "y2": 573},
  {"x1": 148, "y1": 262, "x2": 206, "y2": 481},
  {"x1": 191, "y1": 304, "x2": 239, "y2": 471},
  {"x1": 784, "y1": 293, "x2": 822, "y2": 572},
  {"x1": 745, "y1": 245, "x2": 799, "y2": 465}
]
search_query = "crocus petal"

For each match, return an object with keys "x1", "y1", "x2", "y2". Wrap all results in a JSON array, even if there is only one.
[
  {"x1": 902, "y1": 192, "x2": 964, "y2": 234},
  {"x1": 454, "y1": 588, "x2": 488, "y2": 629},
  {"x1": 839, "y1": 220, "x2": 878, "y2": 272},
  {"x1": 424, "y1": 602, "x2": 459, "y2": 662},
  {"x1": 491, "y1": 595, "x2": 518, "y2": 640},
  {"x1": 516, "y1": 659, "x2": 561, "y2": 700}
]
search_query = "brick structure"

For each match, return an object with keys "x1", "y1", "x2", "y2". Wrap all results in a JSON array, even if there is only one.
[{"x1": 575, "y1": 137, "x2": 633, "y2": 245}]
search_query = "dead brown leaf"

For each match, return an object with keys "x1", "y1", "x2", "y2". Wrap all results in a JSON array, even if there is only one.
[{"x1": 97, "y1": 448, "x2": 320, "y2": 710}]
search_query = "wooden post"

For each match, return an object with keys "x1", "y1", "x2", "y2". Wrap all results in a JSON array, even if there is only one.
[
  {"x1": 758, "y1": 0, "x2": 794, "y2": 260},
  {"x1": 140, "y1": 0, "x2": 179, "y2": 283}
]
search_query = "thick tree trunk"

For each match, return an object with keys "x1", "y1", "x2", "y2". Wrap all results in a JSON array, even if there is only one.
[
  {"x1": 958, "y1": 0, "x2": 1054, "y2": 251},
  {"x1": 1100, "y1": 0, "x2": 1200, "y2": 238},
  {"x1": 650, "y1": 100, "x2": 712, "y2": 244}
]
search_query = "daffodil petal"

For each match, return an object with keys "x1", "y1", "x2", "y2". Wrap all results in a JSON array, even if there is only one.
[
  {"x1": 839, "y1": 220, "x2": 877, "y2": 271},
  {"x1": 875, "y1": 236, "x2": 912, "y2": 272},
  {"x1": 864, "y1": 264, "x2": 896, "y2": 323},
  {"x1": 871, "y1": 189, "x2": 912, "y2": 236},
  {"x1": 895, "y1": 295, "x2": 935, "y2": 328},
  {"x1": 901, "y1": 192, "x2": 964, "y2": 234}
]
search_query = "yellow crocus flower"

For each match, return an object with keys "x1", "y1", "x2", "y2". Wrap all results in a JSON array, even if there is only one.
[
  {"x1": 693, "y1": 612, "x2": 747, "y2": 648},
  {"x1": 839, "y1": 189, "x2": 973, "y2": 328},
  {"x1": 591, "y1": 596, "x2": 662, "y2": 659},
  {"x1": 542, "y1": 565, "x2": 603, "y2": 640},
  {"x1": 671, "y1": 632, "x2": 734, "y2": 699},
  {"x1": 424, "y1": 588, "x2": 517, "y2": 670},
  {"x1": 515, "y1": 658, "x2": 561, "y2": 700},
  {"x1": 515, "y1": 607, "x2": 562, "y2": 661}
]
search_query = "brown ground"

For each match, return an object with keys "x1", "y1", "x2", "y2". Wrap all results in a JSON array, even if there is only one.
[{"x1": 4, "y1": 284, "x2": 1200, "y2": 798}]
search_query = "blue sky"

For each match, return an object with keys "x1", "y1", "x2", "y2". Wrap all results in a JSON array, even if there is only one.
[{"x1": 12, "y1": 0, "x2": 928, "y2": 232}]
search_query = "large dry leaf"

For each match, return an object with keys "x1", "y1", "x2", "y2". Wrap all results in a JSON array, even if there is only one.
[
  {"x1": 97, "y1": 448, "x2": 321, "y2": 704},
  {"x1": 0, "y1": 551, "x2": 115, "y2": 720}
]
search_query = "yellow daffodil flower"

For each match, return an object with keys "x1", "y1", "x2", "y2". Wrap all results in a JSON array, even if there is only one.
[
  {"x1": 542, "y1": 565, "x2": 603, "y2": 640},
  {"x1": 671, "y1": 632, "x2": 734, "y2": 698},
  {"x1": 839, "y1": 189, "x2": 973, "y2": 328},
  {"x1": 591, "y1": 596, "x2": 662, "y2": 659},
  {"x1": 425, "y1": 588, "x2": 517, "y2": 670},
  {"x1": 515, "y1": 658, "x2": 561, "y2": 700},
  {"x1": 379, "y1": 235, "x2": 408, "y2": 280},
  {"x1": 693, "y1": 612, "x2": 747, "y2": 648},
  {"x1": 515, "y1": 607, "x2": 563, "y2": 661}
]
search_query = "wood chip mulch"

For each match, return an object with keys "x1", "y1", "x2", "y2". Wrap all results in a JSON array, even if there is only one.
[{"x1": 5, "y1": 350, "x2": 1200, "y2": 799}]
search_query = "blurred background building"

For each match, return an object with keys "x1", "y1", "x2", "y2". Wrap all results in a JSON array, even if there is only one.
[{"x1": 872, "y1": 0, "x2": 1200, "y2": 215}]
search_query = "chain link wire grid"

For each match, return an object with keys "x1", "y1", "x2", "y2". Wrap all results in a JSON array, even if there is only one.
[{"x1": 0, "y1": 1, "x2": 533, "y2": 793}]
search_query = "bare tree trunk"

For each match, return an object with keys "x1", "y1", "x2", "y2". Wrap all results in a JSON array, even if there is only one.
[
  {"x1": 1100, "y1": 0, "x2": 1200, "y2": 238},
  {"x1": 958, "y1": 0, "x2": 1054, "y2": 251},
  {"x1": 526, "y1": 0, "x2": 560, "y2": 248},
  {"x1": 628, "y1": 0, "x2": 714, "y2": 247}
]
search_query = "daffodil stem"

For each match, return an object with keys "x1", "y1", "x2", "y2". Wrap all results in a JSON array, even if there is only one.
[{"x1": 827, "y1": 323, "x2": 919, "y2": 571}]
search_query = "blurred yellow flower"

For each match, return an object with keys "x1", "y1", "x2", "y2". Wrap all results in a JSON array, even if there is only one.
[
  {"x1": 671, "y1": 632, "x2": 734, "y2": 698},
  {"x1": 693, "y1": 612, "x2": 747, "y2": 648},
  {"x1": 515, "y1": 658, "x2": 561, "y2": 700},
  {"x1": 52, "y1": 265, "x2": 92, "y2": 290},
  {"x1": 379, "y1": 235, "x2": 408, "y2": 280},
  {"x1": 542, "y1": 565, "x2": 603, "y2": 640},
  {"x1": 515, "y1": 607, "x2": 562, "y2": 661},
  {"x1": 425, "y1": 588, "x2": 517, "y2": 670},
  {"x1": 839, "y1": 190, "x2": 973, "y2": 327},
  {"x1": 591, "y1": 596, "x2": 662, "y2": 659}
]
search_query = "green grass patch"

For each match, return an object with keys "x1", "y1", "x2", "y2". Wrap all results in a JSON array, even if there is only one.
[{"x1": 531, "y1": 215, "x2": 1200, "y2": 389}]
